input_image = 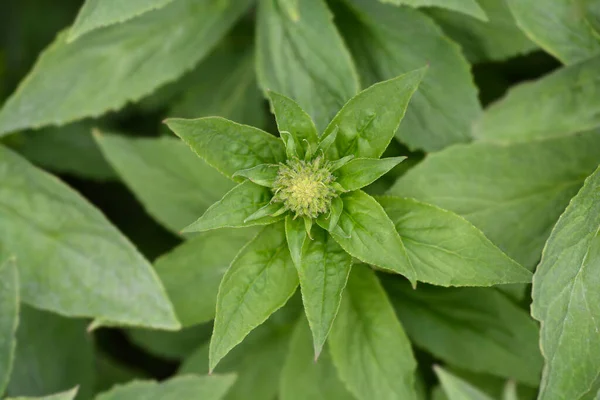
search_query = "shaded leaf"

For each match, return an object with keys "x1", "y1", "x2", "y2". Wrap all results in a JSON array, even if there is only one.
[
  {"x1": 127, "y1": 324, "x2": 212, "y2": 360},
  {"x1": 379, "y1": 0, "x2": 487, "y2": 21},
  {"x1": 6, "y1": 388, "x2": 78, "y2": 400},
  {"x1": 0, "y1": 257, "x2": 18, "y2": 394}
]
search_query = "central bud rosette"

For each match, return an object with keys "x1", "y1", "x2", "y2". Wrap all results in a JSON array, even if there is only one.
[{"x1": 271, "y1": 156, "x2": 337, "y2": 219}]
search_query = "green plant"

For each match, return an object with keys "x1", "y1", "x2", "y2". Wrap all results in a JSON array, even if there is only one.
[{"x1": 1, "y1": 0, "x2": 600, "y2": 399}]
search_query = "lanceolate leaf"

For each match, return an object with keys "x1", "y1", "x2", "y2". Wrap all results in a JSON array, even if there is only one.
[
  {"x1": 95, "y1": 375, "x2": 236, "y2": 400},
  {"x1": 0, "y1": 146, "x2": 179, "y2": 329},
  {"x1": 379, "y1": 197, "x2": 531, "y2": 286},
  {"x1": 475, "y1": 56, "x2": 600, "y2": 143},
  {"x1": 336, "y1": 157, "x2": 406, "y2": 191},
  {"x1": 256, "y1": 0, "x2": 360, "y2": 131},
  {"x1": 0, "y1": 257, "x2": 18, "y2": 394},
  {"x1": 95, "y1": 133, "x2": 235, "y2": 233},
  {"x1": 268, "y1": 91, "x2": 319, "y2": 155},
  {"x1": 0, "y1": 0, "x2": 253, "y2": 135},
  {"x1": 507, "y1": 0, "x2": 600, "y2": 64},
  {"x1": 390, "y1": 131, "x2": 600, "y2": 270},
  {"x1": 69, "y1": 0, "x2": 176, "y2": 41},
  {"x1": 285, "y1": 216, "x2": 307, "y2": 267},
  {"x1": 183, "y1": 182, "x2": 282, "y2": 233},
  {"x1": 532, "y1": 165, "x2": 600, "y2": 400},
  {"x1": 339, "y1": 0, "x2": 481, "y2": 151},
  {"x1": 233, "y1": 164, "x2": 279, "y2": 188},
  {"x1": 166, "y1": 117, "x2": 285, "y2": 179},
  {"x1": 323, "y1": 68, "x2": 425, "y2": 159},
  {"x1": 329, "y1": 265, "x2": 417, "y2": 400},
  {"x1": 154, "y1": 229, "x2": 257, "y2": 327},
  {"x1": 435, "y1": 367, "x2": 495, "y2": 400},
  {"x1": 6, "y1": 388, "x2": 78, "y2": 400},
  {"x1": 379, "y1": 0, "x2": 487, "y2": 21},
  {"x1": 321, "y1": 190, "x2": 416, "y2": 284},
  {"x1": 297, "y1": 227, "x2": 352, "y2": 357},
  {"x1": 210, "y1": 223, "x2": 299, "y2": 372}
]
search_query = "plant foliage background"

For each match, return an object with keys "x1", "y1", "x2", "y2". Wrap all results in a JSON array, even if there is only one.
[{"x1": 0, "y1": 0, "x2": 599, "y2": 399}]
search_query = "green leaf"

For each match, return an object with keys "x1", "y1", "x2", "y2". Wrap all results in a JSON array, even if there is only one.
[
  {"x1": 503, "y1": 382, "x2": 519, "y2": 400},
  {"x1": 389, "y1": 131, "x2": 600, "y2": 270},
  {"x1": 320, "y1": 190, "x2": 416, "y2": 284},
  {"x1": 166, "y1": 117, "x2": 286, "y2": 180},
  {"x1": 385, "y1": 281, "x2": 543, "y2": 385},
  {"x1": 0, "y1": 0, "x2": 253, "y2": 135},
  {"x1": 7, "y1": 306, "x2": 94, "y2": 399},
  {"x1": 94, "y1": 354, "x2": 147, "y2": 394},
  {"x1": 183, "y1": 182, "x2": 282, "y2": 233},
  {"x1": 256, "y1": 0, "x2": 360, "y2": 131},
  {"x1": 209, "y1": 222, "x2": 298, "y2": 372},
  {"x1": 0, "y1": 146, "x2": 179, "y2": 329},
  {"x1": 6, "y1": 388, "x2": 78, "y2": 400},
  {"x1": 280, "y1": 318, "x2": 355, "y2": 400},
  {"x1": 95, "y1": 375, "x2": 236, "y2": 400},
  {"x1": 507, "y1": 0, "x2": 600, "y2": 64},
  {"x1": 336, "y1": 157, "x2": 406, "y2": 191},
  {"x1": 329, "y1": 265, "x2": 417, "y2": 400},
  {"x1": 532, "y1": 165, "x2": 600, "y2": 400},
  {"x1": 95, "y1": 132, "x2": 235, "y2": 233},
  {"x1": 181, "y1": 317, "x2": 293, "y2": 400},
  {"x1": 379, "y1": 0, "x2": 487, "y2": 21},
  {"x1": 69, "y1": 0, "x2": 175, "y2": 41},
  {"x1": 338, "y1": 0, "x2": 481, "y2": 151},
  {"x1": 435, "y1": 367, "x2": 495, "y2": 400},
  {"x1": 296, "y1": 227, "x2": 352, "y2": 357},
  {"x1": 154, "y1": 228, "x2": 256, "y2": 327},
  {"x1": 429, "y1": 0, "x2": 538, "y2": 63},
  {"x1": 323, "y1": 68, "x2": 425, "y2": 159},
  {"x1": 379, "y1": 197, "x2": 531, "y2": 286},
  {"x1": 0, "y1": 257, "x2": 18, "y2": 395},
  {"x1": 475, "y1": 56, "x2": 600, "y2": 143},
  {"x1": 127, "y1": 324, "x2": 212, "y2": 360},
  {"x1": 233, "y1": 164, "x2": 279, "y2": 188},
  {"x1": 267, "y1": 91, "x2": 319, "y2": 156},
  {"x1": 580, "y1": 0, "x2": 600, "y2": 34},
  {"x1": 285, "y1": 216, "x2": 307, "y2": 267}
]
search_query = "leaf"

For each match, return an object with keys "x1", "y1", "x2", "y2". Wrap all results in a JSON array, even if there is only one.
[
  {"x1": 127, "y1": 324, "x2": 212, "y2": 360},
  {"x1": 532, "y1": 165, "x2": 600, "y2": 400},
  {"x1": 285, "y1": 216, "x2": 307, "y2": 267},
  {"x1": 166, "y1": 117, "x2": 285, "y2": 180},
  {"x1": 94, "y1": 375, "x2": 236, "y2": 400},
  {"x1": 233, "y1": 164, "x2": 279, "y2": 188},
  {"x1": 379, "y1": 197, "x2": 531, "y2": 286},
  {"x1": 153, "y1": 228, "x2": 256, "y2": 327},
  {"x1": 69, "y1": 0, "x2": 176, "y2": 41},
  {"x1": 503, "y1": 382, "x2": 519, "y2": 400},
  {"x1": 268, "y1": 91, "x2": 319, "y2": 156},
  {"x1": 0, "y1": 257, "x2": 18, "y2": 395},
  {"x1": 280, "y1": 318, "x2": 355, "y2": 400},
  {"x1": 320, "y1": 190, "x2": 417, "y2": 284},
  {"x1": 429, "y1": 0, "x2": 538, "y2": 63},
  {"x1": 329, "y1": 265, "x2": 417, "y2": 400},
  {"x1": 507, "y1": 0, "x2": 600, "y2": 64},
  {"x1": 435, "y1": 367, "x2": 495, "y2": 400},
  {"x1": 180, "y1": 316, "x2": 293, "y2": 400},
  {"x1": 6, "y1": 306, "x2": 94, "y2": 399},
  {"x1": 0, "y1": 0, "x2": 253, "y2": 135},
  {"x1": 379, "y1": 0, "x2": 487, "y2": 21},
  {"x1": 296, "y1": 227, "x2": 352, "y2": 357},
  {"x1": 94, "y1": 354, "x2": 147, "y2": 394},
  {"x1": 338, "y1": 0, "x2": 481, "y2": 151},
  {"x1": 0, "y1": 146, "x2": 179, "y2": 329},
  {"x1": 95, "y1": 132, "x2": 235, "y2": 233},
  {"x1": 475, "y1": 56, "x2": 600, "y2": 143},
  {"x1": 183, "y1": 182, "x2": 282, "y2": 233},
  {"x1": 6, "y1": 388, "x2": 78, "y2": 400},
  {"x1": 323, "y1": 68, "x2": 425, "y2": 159},
  {"x1": 256, "y1": 0, "x2": 360, "y2": 131},
  {"x1": 336, "y1": 157, "x2": 406, "y2": 191},
  {"x1": 389, "y1": 130, "x2": 600, "y2": 270},
  {"x1": 385, "y1": 281, "x2": 543, "y2": 385},
  {"x1": 209, "y1": 222, "x2": 298, "y2": 372}
]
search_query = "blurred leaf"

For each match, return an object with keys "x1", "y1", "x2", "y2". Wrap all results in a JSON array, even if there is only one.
[
  {"x1": 6, "y1": 306, "x2": 94, "y2": 400},
  {"x1": 95, "y1": 132, "x2": 234, "y2": 233},
  {"x1": 94, "y1": 354, "x2": 147, "y2": 395},
  {"x1": 6, "y1": 388, "x2": 78, "y2": 400},
  {"x1": 256, "y1": 0, "x2": 359, "y2": 131},
  {"x1": 153, "y1": 228, "x2": 256, "y2": 327},
  {"x1": 338, "y1": 0, "x2": 481, "y2": 151},
  {"x1": 0, "y1": 0, "x2": 253, "y2": 136},
  {"x1": 385, "y1": 281, "x2": 542, "y2": 385},
  {"x1": 435, "y1": 367, "x2": 495, "y2": 400},
  {"x1": 0, "y1": 257, "x2": 18, "y2": 394},
  {"x1": 127, "y1": 324, "x2": 212, "y2": 360},
  {"x1": 0, "y1": 146, "x2": 179, "y2": 329},
  {"x1": 432, "y1": 369, "x2": 537, "y2": 400},
  {"x1": 389, "y1": 130, "x2": 600, "y2": 270},
  {"x1": 379, "y1": 0, "x2": 487, "y2": 21},
  {"x1": 429, "y1": 0, "x2": 537, "y2": 63},
  {"x1": 579, "y1": 0, "x2": 600, "y2": 34},
  {"x1": 94, "y1": 375, "x2": 236, "y2": 400},
  {"x1": 476, "y1": 55, "x2": 600, "y2": 142},
  {"x1": 532, "y1": 165, "x2": 600, "y2": 400},
  {"x1": 69, "y1": 0, "x2": 176, "y2": 41},
  {"x1": 507, "y1": 0, "x2": 600, "y2": 64}
]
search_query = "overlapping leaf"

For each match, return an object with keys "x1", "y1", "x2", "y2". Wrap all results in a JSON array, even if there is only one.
[
  {"x1": 379, "y1": 0, "x2": 487, "y2": 21},
  {"x1": 0, "y1": 257, "x2": 18, "y2": 395},
  {"x1": 435, "y1": 367, "x2": 495, "y2": 400},
  {"x1": 6, "y1": 388, "x2": 79, "y2": 400}
]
